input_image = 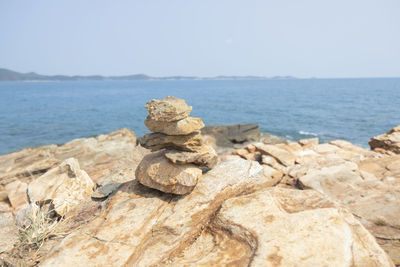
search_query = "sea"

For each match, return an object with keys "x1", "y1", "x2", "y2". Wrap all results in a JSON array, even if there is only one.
[{"x1": 0, "y1": 78, "x2": 399, "y2": 155}]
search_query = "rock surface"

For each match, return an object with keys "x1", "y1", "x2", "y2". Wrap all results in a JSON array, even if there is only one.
[
  {"x1": 201, "y1": 123, "x2": 261, "y2": 147},
  {"x1": 27, "y1": 158, "x2": 94, "y2": 216},
  {"x1": 139, "y1": 131, "x2": 203, "y2": 152},
  {"x1": 135, "y1": 150, "x2": 202, "y2": 195},
  {"x1": 0, "y1": 203, "x2": 18, "y2": 254},
  {"x1": 186, "y1": 188, "x2": 392, "y2": 266},
  {"x1": 5, "y1": 180, "x2": 28, "y2": 211},
  {"x1": 369, "y1": 126, "x2": 400, "y2": 154},
  {"x1": 144, "y1": 116, "x2": 204, "y2": 135},
  {"x1": 0, "y1": 126, "x2": 399, "y2": 266},
  {"x1": 145, "y1": 96, "x2": 192, "y2": 122},
  {"x1": 164, "y1": 145, "x2": 218, "y2": 168}
]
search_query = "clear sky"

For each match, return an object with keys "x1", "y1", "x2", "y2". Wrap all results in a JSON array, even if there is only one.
[{"x1": 0, "y1": 0, "x2": 399, "y2": 78}]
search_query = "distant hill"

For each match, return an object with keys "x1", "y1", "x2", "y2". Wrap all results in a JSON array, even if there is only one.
[{"x1": 0, "y1": 68, "x2": 296, "y2": 81}]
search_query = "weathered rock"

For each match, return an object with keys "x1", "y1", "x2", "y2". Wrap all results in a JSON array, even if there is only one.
[
  {"x1": 168, "y1": 187, "x2": 393, "y2": 266},
  {"x1": 297, "y1": 157, "x2": 400, "y2": 265},
  {"x1": 135, "y1": 150, "x2": 202, "y2": 195},
  {"x1": 40, "y1": 158, "x2": 267, "y2": 267},
  {"x1": 201, "y1": 124, "x2": 261, "y2": 147},
  {"x1": 5, "y1": 180, "x2": 28, "y2": 211},
  {"x1": 164, "y1": 145, "x2": 218, "y2": 168},
  {"x1": 144, "y1": 116, "x2": 204, "y2": 135},
  {"x1": 27, "y1": 158, "x2": 94, "y2": 216},
  {"x1": 0, "y1": 206, "x2": 18, "y2": 254},
  {"x1": 259, "y1": 133, "x2": 287, "y2": 145},
  {"x1": 145, "y1": 96, "x2": 192, "y2": 122},
  {"x1": 0, "y1": 128, "x2": 138, "y2": 186},
  {"x1": 369, "y1": 126, "x2": 400, "y2": 154},
  {"x1": 139, "y1": 131, "x2": 203, "y2": 152},
  {"x1": 255, "y1": 143, "x2": 295, "y2": 167},
  {"x1": 91, "y1": 168, "x2": 136, "y2": 199},
  {"x1": 299, "y1": 137, "x2": 319, "y2": 146}
]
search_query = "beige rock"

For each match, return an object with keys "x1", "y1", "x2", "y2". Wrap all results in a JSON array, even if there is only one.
[
  {"x1": 139, "y1": 131, "x2": 203, "y2": 152},
  {"x1": 314, "y1": 143, "x2": 340, "y2": 154},
  {"x1": 0, "y1": 209, "x2": 18, "y2": 253},
  {"x1": 144, "y1": 116, "x2": 204, "y2": 135},
  {"x1": 145, "y1": 96, "x2": 192, "y2": 122},
  {"x1": 40, "y1": 158, "x2": 268, "y2": 267},
  {"x1": 201, "y1": 124, "x2": 261, "y2": 147},
  {"x1": 135, "y1": 151, "x2": 202, "y2": 194},
  {"x1": 255, "y1": 143, "x2": 295, "y2": 167},
  {"x1": 298, "y1": 157, "x2": 400, "y2": 265},
  {"x1": 0, "y1": 128, "x2": 139, "y2": 186},
  {"x1": 5, "y1": 180, "x2": 28, "y2": 211},
  {"x1": 164, "y1": 145, "x2": 218, "y2": 168},
  {"x1": 299, "y1": 137, "x2": 319, "y2": 146},
  {"x1": 27, "y1": 158, "x2": 94, "y2": 216},
  {"x1": 169, "y1": 187, "x2": 393, "y2": 266},
  {"x1": 263, "y1": 165, "x2": 283, "y2": 185},
  {"x1": 369, "y1": 126, "x2": 400, "y2": 154},
  {"x1": 92, "y1": 168, "x2": 136, "y2": 199}
]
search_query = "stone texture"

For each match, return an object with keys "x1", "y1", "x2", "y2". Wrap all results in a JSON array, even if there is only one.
[
  {"x1": 144, "y1": 116, "x2": 204, "y2": 135},
  {"x1": 164, "y1": 145, "x2": 218, "y2": 168},
  {"x1": 207, "y1": 187, "x2": 393, "y2": 267},
  {"x1": 0, "y1": 128, "x2": 139, "y2": 187},
  {"x1": 40, "y1": 158, "x2": 267, "y2": 267},
  {"x1": 299, "y1": 137, "x2": 319, "y2": 146},
  {"x1": 255, "y1": 143, "x2": 295, "y2": 167},
  {"x1": 201, "y1": 124, "x2": 261, "y2": 147},
  {"x1": 0, "y1": 207, "x2": 18, "y2": 254},
  {"x1": 369, "y1": 125, "x2": 400, "y2": 154},
  {"x1": 135, "y1": 150, "x2": 202, "y2": 195},
  {"x1": 5, "y1": 180, "x2": 28, "y2": 211},
  {"x1": 91, "y1": 168, "x2": 136, "y2": 199},
  {"x1": 27, "y1": 158, "x2": 94, "y2": 216},
  {"x1": 139, "y1": 131, "x2": 203, "y2": 152},
  {"x1": 145, "y1": 96, "x2": 192, "y2": 122}
]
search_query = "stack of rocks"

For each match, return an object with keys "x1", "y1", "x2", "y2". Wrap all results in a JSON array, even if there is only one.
[{"x1": 136, "y1": 96, "x2": 218, "y2": 194}]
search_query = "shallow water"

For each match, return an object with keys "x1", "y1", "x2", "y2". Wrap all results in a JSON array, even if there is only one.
[{"x1": 0, "y1": 78, "x2": 399, "y2": 155}]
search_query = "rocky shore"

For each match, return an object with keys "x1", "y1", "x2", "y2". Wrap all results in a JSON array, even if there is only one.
[{"x1": 0, "y1": 97, "x2": 399, "y2": 266}]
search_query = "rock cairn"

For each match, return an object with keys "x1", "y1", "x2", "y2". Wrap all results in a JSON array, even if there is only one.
[{"x1": 136, "y1": 96, "x2": 218, "y2": 194}]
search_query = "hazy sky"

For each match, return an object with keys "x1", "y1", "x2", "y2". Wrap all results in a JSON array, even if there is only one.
[{"x1": 1, "y1": 0, "x2": 399, "y2": 78}]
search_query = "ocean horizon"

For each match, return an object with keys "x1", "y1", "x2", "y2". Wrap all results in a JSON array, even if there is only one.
[{"x1": 1, "y1": 77, "x2": 399, "y2": 155}]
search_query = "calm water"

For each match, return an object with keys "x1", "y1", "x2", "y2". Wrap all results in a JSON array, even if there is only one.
[{"x1": 0, "y1": 78, "x2": 399, "y2": 155}]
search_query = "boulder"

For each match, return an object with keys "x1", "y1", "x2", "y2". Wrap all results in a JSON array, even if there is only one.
[
  {"x1": 164, "y1": 145, "x2": 218, "y2": 168},
  {"x1": 201, "y1": 124, "x2": 261, "y2": 147},
  {"x1": 135, "y1": 150, "x2": 202, "y2": 195},
  {"x1": 27, "y1": 158, "x2": 94, "y2": 216},
  {"x1": 369, "y1": 126, "x2": 400, "y2": 154},
  {"x1": 145, "y1": 96, "x2": 192, "y2": 122},
  {"x1": 139, "y1": 131, "x2": 203, "y2": 152},
  {"x1": 144, "y1": 116, "x2": 204, "y2": 135}
]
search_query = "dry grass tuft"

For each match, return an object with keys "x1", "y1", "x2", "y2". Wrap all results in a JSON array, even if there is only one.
[{"x1": 18, "y1": 204, "x2": 69, "y2": 250}]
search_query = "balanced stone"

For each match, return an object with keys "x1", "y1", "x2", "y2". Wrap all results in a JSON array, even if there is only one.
[
  {"x1": 145, "y1": 96, "x2": 192, "y2": 122},
  {"x1": 164, "y1": 145, "x2": 218, "y2": 168},
  {"x1": 135, "y1": 150, "x2": 202, "y2": 195},
  {"x1": 144, "y1": 116, "x2": 204, "y2": 135},
  {"x1": 139, "y1": 131, "x2": 203, "y2": 152}
]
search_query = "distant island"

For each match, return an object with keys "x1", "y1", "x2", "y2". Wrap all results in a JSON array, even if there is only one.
[{"x1": 0, "y1": 68, "x2": 296, "y2": 81}]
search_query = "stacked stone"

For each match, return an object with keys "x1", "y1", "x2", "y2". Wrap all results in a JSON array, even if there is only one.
[{"x1": 136, "y1": 96, "x2": 218, "y2": 195}]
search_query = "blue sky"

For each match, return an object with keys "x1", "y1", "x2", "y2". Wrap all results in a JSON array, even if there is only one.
[{"x1": 0, "y1": 0, "x2": 399, "y2": 78}]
